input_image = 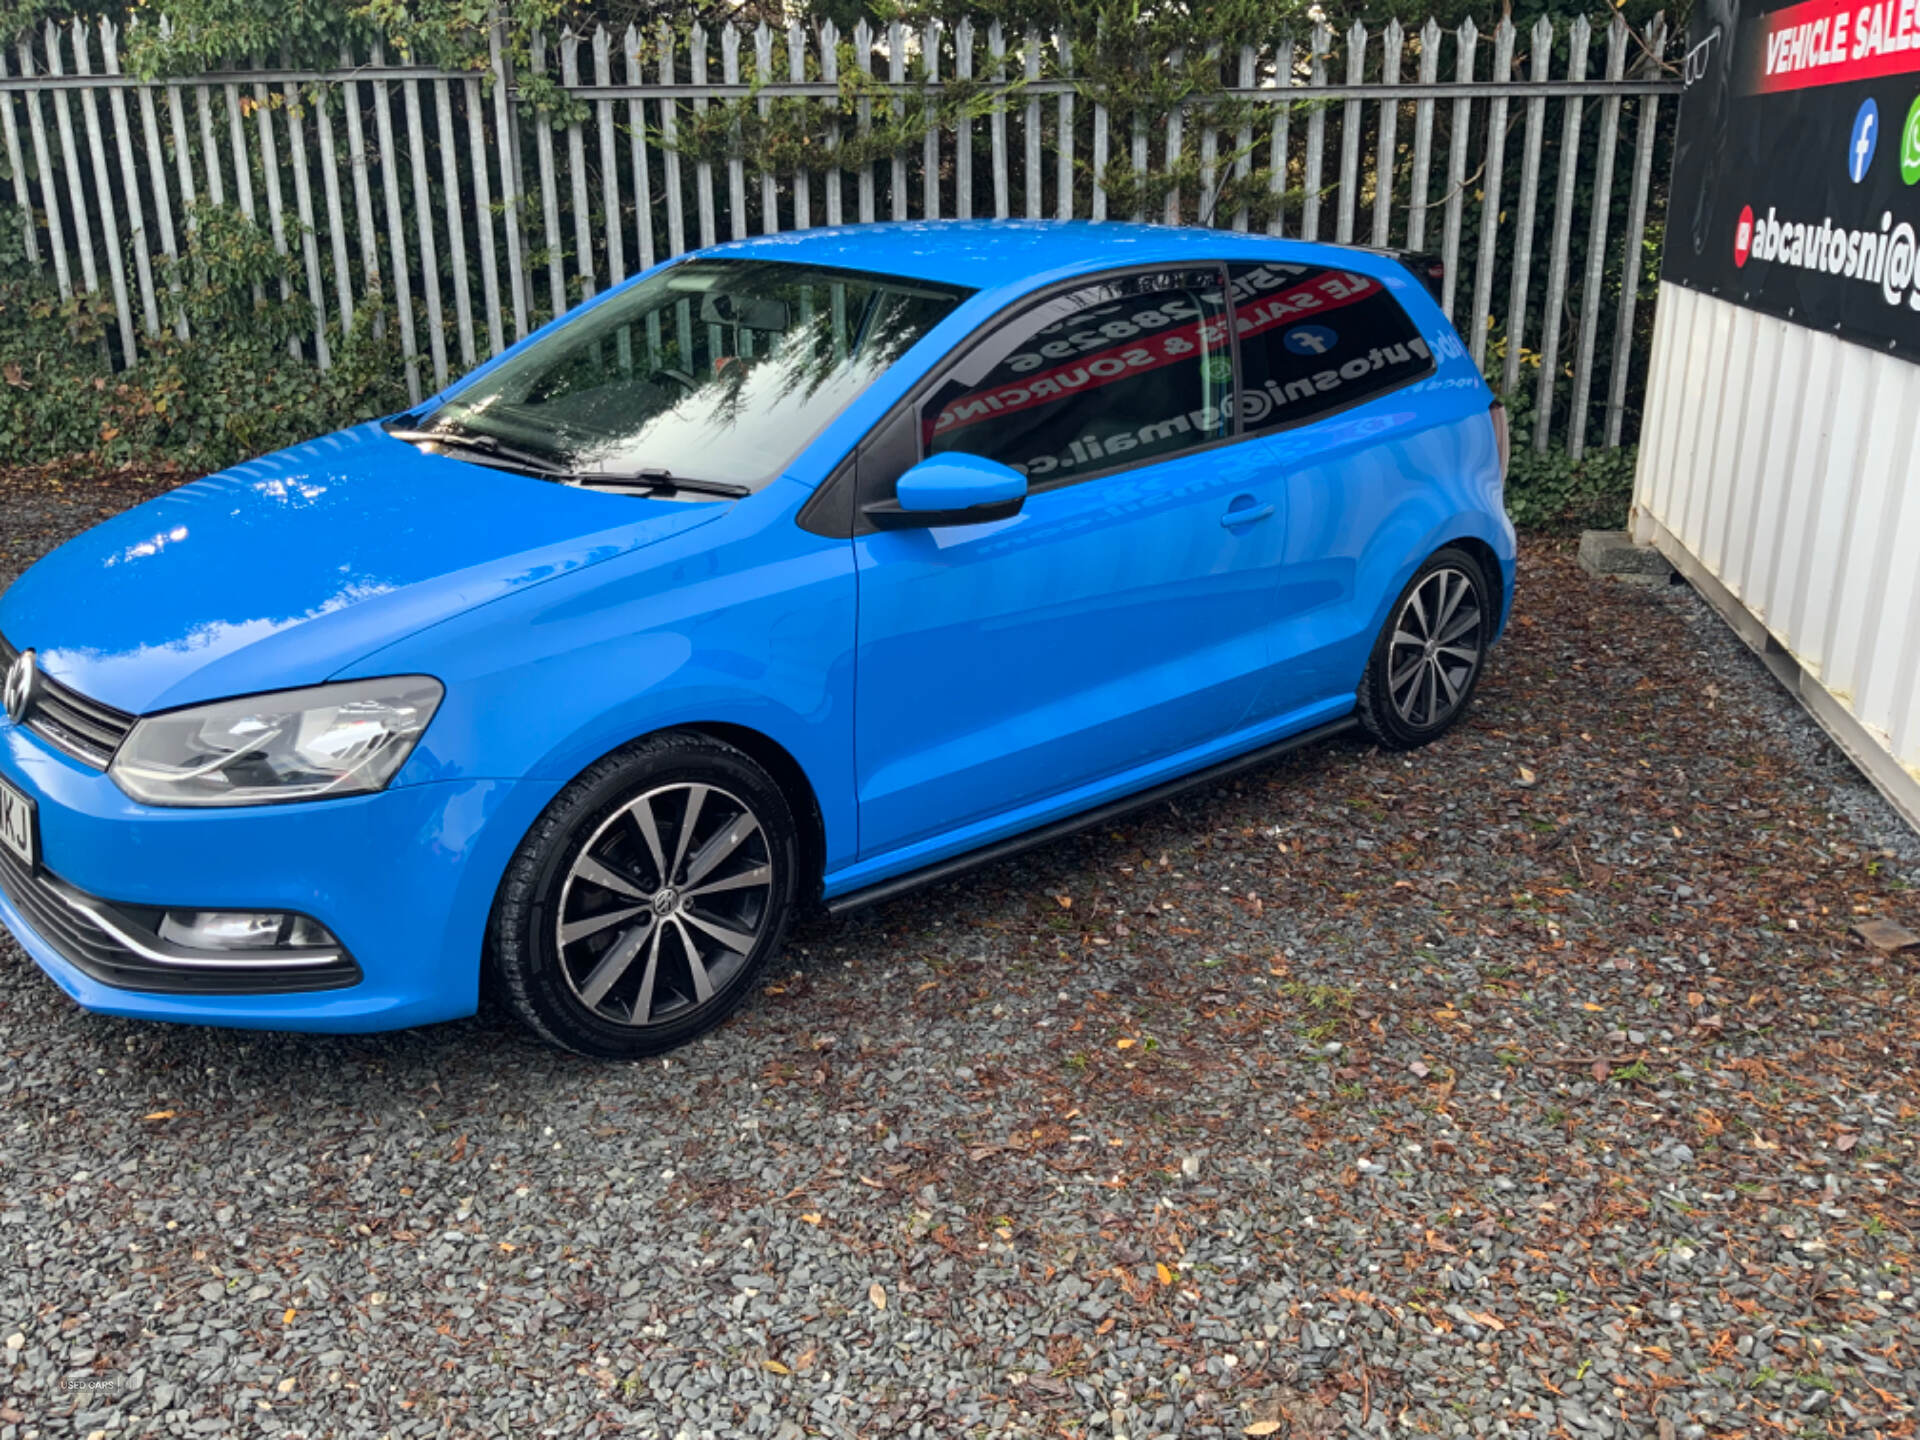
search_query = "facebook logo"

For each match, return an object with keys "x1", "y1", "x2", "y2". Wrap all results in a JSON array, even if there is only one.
[
  {"x1": 1850, "y1": 99, "x2": 1879, "y2": 184},
  {"x1": 1283, "y1": 324, "x2": 1339, "y2": 356}
]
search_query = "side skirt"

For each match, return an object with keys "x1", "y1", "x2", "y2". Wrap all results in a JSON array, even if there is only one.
[{"x1": 824, "y1": 716, "x2": 1359, "y2": 917}]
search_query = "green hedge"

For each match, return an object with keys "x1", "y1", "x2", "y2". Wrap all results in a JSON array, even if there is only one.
[
  {"x1": 1499, "y1": 391, "x2": 1637, "y2": 534},
  {"x1": 0, "y1": 205, "x2": 406, "y2": 474}
]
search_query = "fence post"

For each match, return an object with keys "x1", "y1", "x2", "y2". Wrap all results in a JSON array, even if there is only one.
[
  {"x1": 1336, "y1": 22, "x2": 1365, "y2": 243},
  {"x1": 1198, "y1": 42, "x2": 1220, "y2": 225},
  {"x1": 758, "y1": 23, "x2": 780, "y2": 232},
  {"x1": 819, "y1": 22, "x2": 841, "y2": 227},
  {"x1": 530, "y1": 30, "x2": 565, "y2": 318},
  {"x1": 281, "y1": 57, "x2": 334, "y2": 368},
  {"x1": 1439, "y1": 19, "x2": 1477, "y2": 318},
  {"x1": 434, "y1": 70, "x2": 477, "y2": 369},
  {"x1": 1569, "y1": 15, "x2": 1629, "y2": 459},
  {"x1": 1056, "y1": 33, "x2": 1075, "y2": 220},
  {"x1": 488, "y1": 6, "x2": 530, "y2": 341},
  {"x1": 953, "y1": 19, "x2": 972, "y2": 220},
  {"x1": 1406, "y1": 19, "x2": 1441, "y2": 251},
  {"x1": 721, "y1": 25, "x2": 747, "y2": 239},
  {"x1": 1267, "y1": 32, "x2": 1295, "y2": 237},
  {"x1": 1300, "y1": 25, "x2": 1326, "y2": 240},
  {"x1": 465, "y1": 70, "x2": 505, "y2": 357},
  {"x1": 988, "y1": 23, "x2": 1011, "y2": 219},
  {"x1": 72, "y1": 20, "x2": 138, "y2": 360},
  {"x1": 47, "y1": 24, "x2": 103, "y2": 301},
  {"x1": 0, "y1": 48, "x2": 41, "y2": 268},
  {"x1": 1468, "y1": 18, "x2": 1515, "y2": 368},
  {"x1": 561, "y1": 29, "x2": 597, "y2": 298},
  {"x1": 1502, "y1": 17, "x2": 1554, "y2": 399},
  {"x1": 1370, "y1": 21, "x2": 1402, "y2": 247},
  {"x1": 1534, "y1": 16, "x2": 1591, "y2": 453},
  {"x1": 399, "y1": 55, "x2": 448, "y2": 384},
  {"x1": 1025, "y1": 29, "x2": 1044, "y2": 219},
  {"x1": 690, "y1": 25, "x2": 718, "y2": 243},
  {"x1": 1608, "y1": 16, "x2": 1667, "y2": 449},
  {"x1": 1163, "y1": 46, "x2": 1184, "y2": 225},
  {"x1": 1088, "y1": 22, "x2": 1107, "y2": 223},
  {"x1": 891, "y1": 22, "x2": 909, "y2": 220},
  {"x1": 852, "y1": 20, "x2": 874, "y2": 223},
  {"x1": 310, "y1": 68, "x2": 356, "y2": 338},
  {"x1": 625, "y1": 24, "x2": 658, "y2": 269},
  {"x1": 786, "y1": 21, "x2": 811, "y2": 230},
  {"x1": 658, "y1": 22, "x2": 688, "y2": 253},
  {"x1": 1231, "y1": 44, "x2": 1254, "y2": 232},
  {"x1": 923, "y1": 21, "x2": 942, "y2": 221},
  {"x1": 340, "y1": 43, "x2": 383, "y2": 341},
  {"x1": 16, "y1": 40, "x2": 70, "y2": 298},
  {"x1": 370, "y1": 44, "x2": 422, "y2": 400},
  {"x1": 101, "y1": 19, "x2": 163, "y2": 340},
  {"x1": 249, "y1": 51, "x2": 300, "y2": 360}
]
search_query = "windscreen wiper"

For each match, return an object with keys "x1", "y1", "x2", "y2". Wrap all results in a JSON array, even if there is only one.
[
  {"x1": 566, "y1": 469, "x2": 750, "y2": 499},
  {"x1": 387, "y1": 427, "x2": 746, "y2": 499},
  {"x1": 384, "y1": 426, "x2": 569, "y2": 477}
]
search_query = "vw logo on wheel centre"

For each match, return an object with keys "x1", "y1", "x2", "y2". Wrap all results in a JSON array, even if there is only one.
[{"x1": 2, "y1": 648, "x2": 35, "y2": 725}]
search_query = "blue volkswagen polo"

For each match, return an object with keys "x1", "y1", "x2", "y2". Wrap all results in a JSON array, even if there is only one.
[{"x1": 0, "y1": 221, "x2": 1513, "y2": 1057}]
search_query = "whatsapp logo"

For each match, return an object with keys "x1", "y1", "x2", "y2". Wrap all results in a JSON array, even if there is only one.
[{"x1": 1904, "y1": 94, "x2": 1920, "y2": 185}]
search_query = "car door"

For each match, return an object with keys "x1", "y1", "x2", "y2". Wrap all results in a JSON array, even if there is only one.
[{"x1": 850, "y1": 265, "x2": 1291, "y2": 860}]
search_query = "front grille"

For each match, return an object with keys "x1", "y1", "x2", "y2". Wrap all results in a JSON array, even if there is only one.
[
  {"x1": 0, "y1": 634, "x2": 135, "y2": 770},
  {"x1": 0, "y1": 844, "x2": 362, "y2": 995}
]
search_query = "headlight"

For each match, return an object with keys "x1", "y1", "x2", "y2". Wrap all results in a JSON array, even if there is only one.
[{"x1": 109, "y1": 677, "x2": 443, "y2": 807}]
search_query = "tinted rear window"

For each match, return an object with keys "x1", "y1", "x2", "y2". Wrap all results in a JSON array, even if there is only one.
[{"x1": 1228, "y1": 262, "x2": 1434, "y2": 433}]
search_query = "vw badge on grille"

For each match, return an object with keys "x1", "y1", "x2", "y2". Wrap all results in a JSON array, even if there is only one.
[{"x1": 3, "y1": 648, "x2": 34, "y2": 725}]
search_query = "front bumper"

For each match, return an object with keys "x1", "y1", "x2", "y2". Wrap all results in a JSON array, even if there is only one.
[{"x1": 0, "y1": 719, "x2": 558, "y2": 1033}]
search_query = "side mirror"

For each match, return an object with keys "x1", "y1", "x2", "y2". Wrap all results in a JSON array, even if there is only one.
[{"x1": 863, "y1": 454, "x2": 1027, "y2": 530}]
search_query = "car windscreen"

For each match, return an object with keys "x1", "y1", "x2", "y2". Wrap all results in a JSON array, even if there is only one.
[{"x1": 408, "y1": 259, "x2": 973, "y2": 490}]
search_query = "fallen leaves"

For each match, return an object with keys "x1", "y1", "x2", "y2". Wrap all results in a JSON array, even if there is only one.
[{"x1": 868, "y1": 1283, "x2": 886, "y2": 1311}]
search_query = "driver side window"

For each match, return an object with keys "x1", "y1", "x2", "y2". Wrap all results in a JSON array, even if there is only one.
[{"x1": 917, "y1": 268, "x2": 1233, "y2": 487}]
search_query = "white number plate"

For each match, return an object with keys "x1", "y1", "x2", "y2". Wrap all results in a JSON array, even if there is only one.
[{"x1": 0, "y1": 776, "x2": 34, "y2": 869}]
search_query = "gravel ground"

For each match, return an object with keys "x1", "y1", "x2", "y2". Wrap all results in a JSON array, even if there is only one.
[{"x1": 1, "y1": 473, "x2": 1916, "y2": 1440}]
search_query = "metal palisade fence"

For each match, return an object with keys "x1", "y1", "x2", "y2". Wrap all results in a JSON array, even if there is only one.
[{"x1": 0, "y1": 11, "x2": 1679, "y2": 454}]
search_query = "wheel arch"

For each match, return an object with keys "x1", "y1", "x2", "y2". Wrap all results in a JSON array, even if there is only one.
[
  {"x1": 674, "y1": 720, "x2": 829, "y2": 911},
  {"x1": 1444, "y1": 534, "x2": 1507, "y2": 643}
]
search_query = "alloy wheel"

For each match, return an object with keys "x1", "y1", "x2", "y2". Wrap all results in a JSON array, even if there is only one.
[
  {"x1": 1385, "y1": 565, "x2": 1484, "y2": 730},
  {"x1": 555, "y1": 782, "x2": 774, "y2": 1027}
]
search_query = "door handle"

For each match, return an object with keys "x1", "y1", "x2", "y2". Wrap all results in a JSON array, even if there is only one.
[{"x1": 1220, "y1": 502, "x2": 1275, "y2": 529}]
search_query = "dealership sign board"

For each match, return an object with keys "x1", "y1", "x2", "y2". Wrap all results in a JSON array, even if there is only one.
[{"x1": 1665, "y1": 0, "x2": 1920, "y2": 354}]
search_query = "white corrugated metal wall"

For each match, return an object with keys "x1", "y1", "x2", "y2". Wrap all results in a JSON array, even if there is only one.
[{"x1": 1632, "y1": 281, "x2": 1920, "y2": 828}]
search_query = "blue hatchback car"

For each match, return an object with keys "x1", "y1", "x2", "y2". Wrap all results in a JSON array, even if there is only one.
[{"x1": 0, "y1": 221, "x2": 1513, "y2": 1057}]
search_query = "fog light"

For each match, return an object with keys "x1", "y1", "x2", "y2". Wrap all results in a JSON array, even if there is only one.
[{"x1": 157, "y1": 910, "x2": 338, "y2": 952}]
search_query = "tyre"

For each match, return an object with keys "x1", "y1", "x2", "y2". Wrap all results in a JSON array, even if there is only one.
[
  {"x1": 1356, "y1": 546, "x2": 1492, "y2": 750},
  {"x1": 489, "y1": 730, "x2": 799, "y2": 1058}
]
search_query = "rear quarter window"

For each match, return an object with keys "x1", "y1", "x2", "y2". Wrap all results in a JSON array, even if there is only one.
[{"x1": 1227, "y1": 262, "x2": 1435, "y2": 434}]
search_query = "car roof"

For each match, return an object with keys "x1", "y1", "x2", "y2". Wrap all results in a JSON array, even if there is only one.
[{"x1": 699, "y1": 219, "x2": 1407, "y2": 297}]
